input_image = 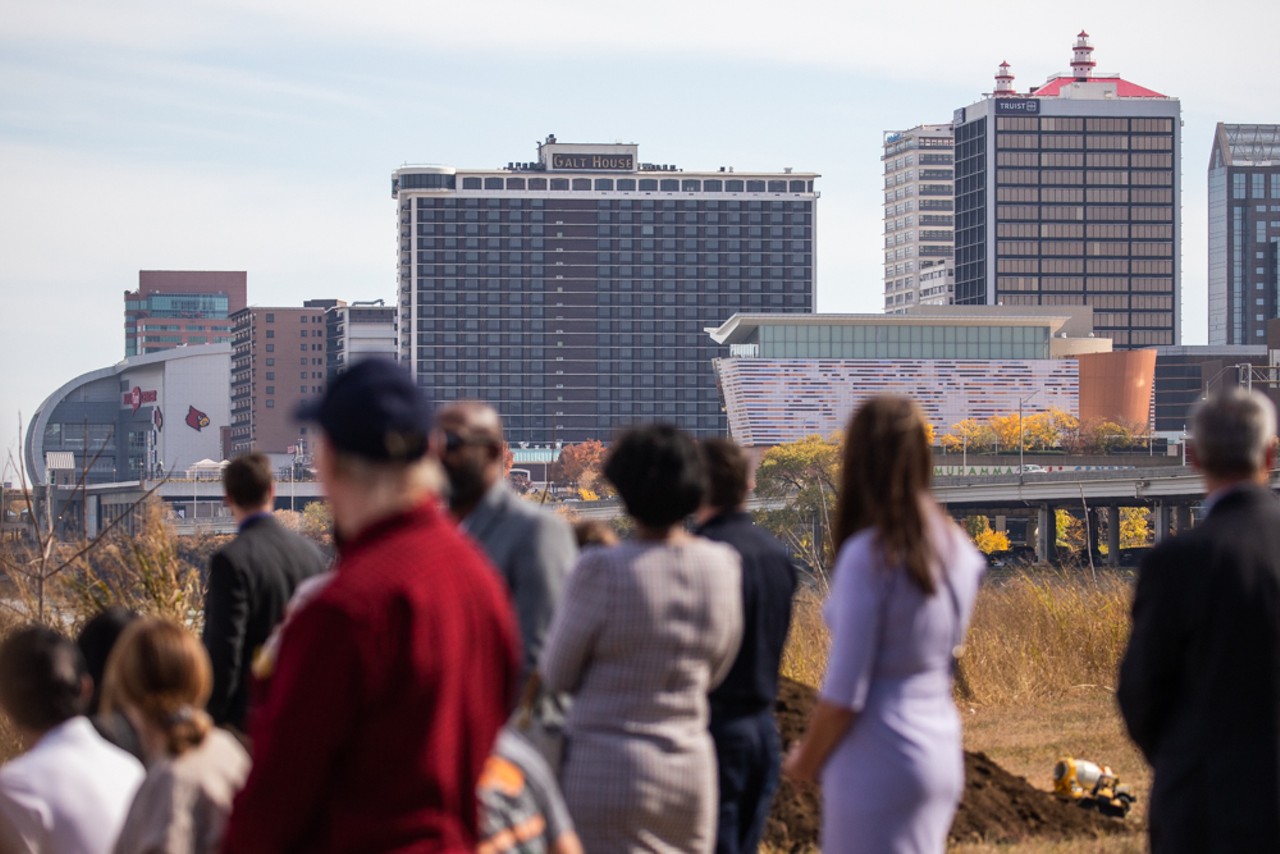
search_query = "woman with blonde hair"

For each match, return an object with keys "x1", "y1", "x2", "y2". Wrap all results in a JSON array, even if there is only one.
[
  {"x1": 103, "y1": 618, "x2": 249, "y2": 854},
  {"x1": 783, "y1": 396, "x2": 985, "y2": 854}
]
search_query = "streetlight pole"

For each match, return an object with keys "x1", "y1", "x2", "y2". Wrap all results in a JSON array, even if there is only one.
[{"x1": 1018, "y1": 390, "x2": 1040, "y2": 478}]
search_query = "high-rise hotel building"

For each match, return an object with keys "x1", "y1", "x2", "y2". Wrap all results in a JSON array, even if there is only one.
[
  {"x1": 883, "y1": 125, "x2": 955, "y2": 313},
  {"x1": 392, "y1": 137, "x2": 817, "y2": 444},
  {"x1": 953, "y1": 32, "x2": 1181, "y2": 348},
  {"x1": 1207, "y1": 123, "x2": 1280, "y2": 344}
]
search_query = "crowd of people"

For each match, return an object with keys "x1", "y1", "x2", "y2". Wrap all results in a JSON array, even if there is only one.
[{"x1": 0, "y1": 356, "x2": 1276, "y2": 854}]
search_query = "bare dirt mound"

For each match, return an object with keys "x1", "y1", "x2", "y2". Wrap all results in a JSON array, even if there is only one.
[{"x1": 765, "y1": 677, "x2": 1128, "y2": 851}]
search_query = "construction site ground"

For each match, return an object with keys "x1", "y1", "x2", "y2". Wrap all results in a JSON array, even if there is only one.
[{"x1": 765, "y1": 678, "x2": 1148, "y2": 851}]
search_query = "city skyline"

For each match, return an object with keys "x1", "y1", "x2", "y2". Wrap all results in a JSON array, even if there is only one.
[{"x1": 4, "y1": 1, "x2": 1280, "y2": 468}]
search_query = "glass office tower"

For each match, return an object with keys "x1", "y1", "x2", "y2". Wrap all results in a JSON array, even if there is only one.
[{"x1": 953, "y1": 33, "x2": 1181, "y2": 349}]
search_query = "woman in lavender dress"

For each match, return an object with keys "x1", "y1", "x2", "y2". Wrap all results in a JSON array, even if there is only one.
[{"x1": 784, "y1": 396, "x2": 985, "y2": 853}]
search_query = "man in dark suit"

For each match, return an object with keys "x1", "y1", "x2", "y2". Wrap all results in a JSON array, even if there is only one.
[
  {"x1": 203, "y1": 452, "x2": 328, "y2": 730},
  {"x1": 1118, "y1": 387, "x2": 1280, "y2": 852},
  {"x1": 695, "y1": 437, "x2": 797, "y2": 854}
]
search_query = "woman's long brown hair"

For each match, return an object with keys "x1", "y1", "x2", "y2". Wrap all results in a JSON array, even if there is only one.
[{"x1": 832, "y1": 396, "x2": 938, "y2": 595}]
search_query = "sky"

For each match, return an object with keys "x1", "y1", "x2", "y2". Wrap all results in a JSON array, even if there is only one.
[{"x1": 4, "y1": 0, "x2": 1279, "y2": 472}]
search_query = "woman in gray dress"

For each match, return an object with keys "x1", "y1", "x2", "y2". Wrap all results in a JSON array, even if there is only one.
[
  {"x1": 539, "y1": 424, "x2": 743, "y2": 853},
  {"x1": 784, "y1": 396, "x2": 984, "y2": 854}
]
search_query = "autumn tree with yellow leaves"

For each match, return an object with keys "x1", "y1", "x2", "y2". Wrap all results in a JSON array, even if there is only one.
[
  {"x1": 965, "y1": 516, "x2": 1011, "y2": 555},
  {"x1": 941, "y1": 407, "x2": 1139, "y2": 455},
  {"x1": 753, "y1": 433, "x2": 842, "y2": 583}
]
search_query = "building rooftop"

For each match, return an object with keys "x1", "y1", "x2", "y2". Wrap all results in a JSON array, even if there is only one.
[
  {"x1": 988, "y1": 31, "x2": 1169, "y2": 100},
  {"x1": 1031, "y1": 74, "x2": 1166, "y2": 98},
  {"x1": 394, "y1": 136, "x2": 819, "y2": 180},
  {"x1": 705, "y1": 308, "x2": 1091, "y2": 346},
  {"x1": 1212, "y1": 123, "x2": 1280, "y2": 166}
]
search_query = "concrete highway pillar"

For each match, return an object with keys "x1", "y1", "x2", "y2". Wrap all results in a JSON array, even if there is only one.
[
  {"x1": 1107, "y1": 503, "x2": 1121, "y2": 567},
  {"x1": 1176, "y1": 503, "x2": 1192, "y2": 534},
  {"x1": 1086, "y1": 507, "x2": 1101, "y2": 562},
  {"x1": 1036, "y1": 504, "x2": 1055, "y2": 565},
  {"x1": 1153, "y1": 502, "x2": 1171, "y2": 544}
]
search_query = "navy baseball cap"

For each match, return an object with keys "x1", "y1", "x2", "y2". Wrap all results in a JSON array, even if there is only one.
[{"x1": 295, "y1": 359, "x2": 433, "y2": 462}]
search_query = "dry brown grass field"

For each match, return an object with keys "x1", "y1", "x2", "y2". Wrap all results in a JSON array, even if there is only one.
[
  {"x1": 0, "y1": 604, "x2": 21, "y2": 762},
  {"x1": 774, "y1": 569, "x2": 1149, "y2": 852}
]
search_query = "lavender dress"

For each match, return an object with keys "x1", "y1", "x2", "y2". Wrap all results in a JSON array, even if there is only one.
[{"x1": 819, "y1": 512, "x2": 984, "y2": 853}]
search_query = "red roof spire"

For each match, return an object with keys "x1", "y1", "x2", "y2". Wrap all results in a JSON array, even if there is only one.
[
  {"x1": 994, "y1": 60, "x2": 1016, "y2": 97},
  {"x1": 1071, "y1": 30, "x2": 1096, "y2": 79}
]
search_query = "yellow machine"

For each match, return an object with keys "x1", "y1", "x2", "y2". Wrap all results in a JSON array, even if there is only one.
[{"x1": 1052, "y1": 756, "x2": 1136, "y2": 818}]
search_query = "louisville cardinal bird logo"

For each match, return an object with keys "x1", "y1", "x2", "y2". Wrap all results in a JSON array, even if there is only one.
[{"x1": 186, "y1": 405, "x2": 210, "y2": 431}]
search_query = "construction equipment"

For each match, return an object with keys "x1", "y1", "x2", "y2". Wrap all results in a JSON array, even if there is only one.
[{"x1": 1052, "y1": 755, "x2": 1137, "y2": 818}]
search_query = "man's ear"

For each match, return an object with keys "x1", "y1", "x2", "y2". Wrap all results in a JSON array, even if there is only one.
[{"x1": 1186, "y1": 442, "x2": 1200, "y2": 471}]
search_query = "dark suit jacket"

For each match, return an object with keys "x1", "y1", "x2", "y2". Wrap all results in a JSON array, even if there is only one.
[
  {"x1": 1118, "y1": 484, "x2": 1280, "y2": 853},
  {"x1": 696, "y1": 510, "x2": 798, "y2": 718},
  {"x1": 203, "y1": 513, "x2": 328, "y2": 729}
]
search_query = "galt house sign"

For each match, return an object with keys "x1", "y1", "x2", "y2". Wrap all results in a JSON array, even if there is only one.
[{"x1": 550, "y1": 153, "x2": 634, "y2": 171}]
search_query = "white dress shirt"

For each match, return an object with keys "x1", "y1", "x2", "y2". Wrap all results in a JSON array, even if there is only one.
[{"x1": 0, "y1": 716, "x2": 144, "y2": 853}]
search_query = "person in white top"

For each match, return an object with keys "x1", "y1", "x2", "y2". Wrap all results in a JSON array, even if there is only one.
[{"x1": 0, "y1": 624, "x2": 144, "y2": 854}]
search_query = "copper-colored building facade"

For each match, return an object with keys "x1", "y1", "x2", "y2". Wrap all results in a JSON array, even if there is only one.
[{"x1": 1077, "y1": 349, "x2": 1156, "y2": 426}]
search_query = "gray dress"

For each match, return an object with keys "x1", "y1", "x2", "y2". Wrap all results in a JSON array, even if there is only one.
[
  {"x1": 540, "y1": 539, "x2": 743, "y2": 853},
  {"x1": 819, "y1": 512, "x2": 984, "y2": 854}
]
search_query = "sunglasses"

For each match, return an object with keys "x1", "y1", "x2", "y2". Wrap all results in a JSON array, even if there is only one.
[{"x1": 443, "y1": 431, "x2": 497, "y2": 453}]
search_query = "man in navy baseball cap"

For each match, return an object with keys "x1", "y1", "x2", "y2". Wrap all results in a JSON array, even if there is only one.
[
  {"x1": 295, "y1": 358, "x2": 433, "y2": 463},
  {"x1": 225, "y1": 357, "x2": 520, "y2": 853}
]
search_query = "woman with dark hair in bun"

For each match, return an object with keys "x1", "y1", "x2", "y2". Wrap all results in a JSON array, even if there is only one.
[
  {"x1": 103, "y1": 618, "x2": 249, "y2": 854},
  {"x1": 539, "y1": 424, "x2": 744, "y2": 853}
]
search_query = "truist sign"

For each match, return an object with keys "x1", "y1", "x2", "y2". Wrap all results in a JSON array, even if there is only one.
[
  {"x1": 122, "y1": 386, "x2": 158, "y2": 412},
  {"x1": 994, "y1": 99, "x2": 1041, "y2": 115}
]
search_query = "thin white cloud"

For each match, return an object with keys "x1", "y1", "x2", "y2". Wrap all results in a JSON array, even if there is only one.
[
  {"x1": 0, "y1": 0, "x2": 1267, "y2": 462},
  {"x1": 12, "y1": 1, "x2": 1279, "y2": 111},
  {"x1": 0, "y1": 141, "x2": 391, "y2": 463}
]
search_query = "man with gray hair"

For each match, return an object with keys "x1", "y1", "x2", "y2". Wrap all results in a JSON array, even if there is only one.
[{"x1": 1119, "y1": 387, "x2": 1280, "y2": 852}]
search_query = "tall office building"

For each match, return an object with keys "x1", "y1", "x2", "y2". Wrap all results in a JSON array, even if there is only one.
[
  {"x1": 953, "y1": 32, "x2": 1181, "y2": 348},
  {"x1": 228, "y1": 301, "x2": 331, "y2": 458},
  {"x1": 883, "y1": 124, "x2": 955, "y2": 313},
  {"x1": 123, "y1": 271, "x2": 247, "y2": 357},
  {"x1": 393, "y1": 137, "x2": 817, "y2": 444},
  {"x1": 1207, "y1": 124, "x2": 1280, "y2": 344}
]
